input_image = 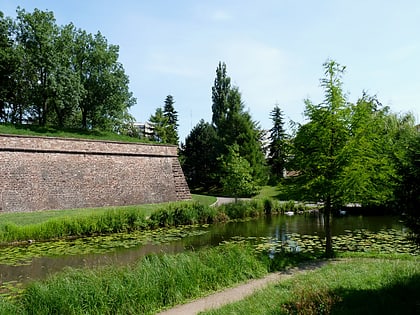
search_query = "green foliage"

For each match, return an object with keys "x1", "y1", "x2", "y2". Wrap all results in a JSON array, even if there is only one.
[
  {"x1": 292, "y1": 60, "x2": 349, "y2": 257},
  {"x1": 149, "y1": 201, "x2": 218, "y2": 227},
  {"x1": 268, "y1": 104, "x2": 289, "y2": 181},
  {"x1": 0, "y1": 198, "x2": 281, "y2": 244},
  {"x1": 6, "y1": 244, "x2": 268, "y2": 314},
  {"x1": 394, "y1": 122, "x2": 420, "y2": 245},
  {"x1": 0, "y1": 8, "x2": 135, "y2": 132},
  {"x1": 180, "y1": 119, "x2": 219, "y2": 189},
  {"x1": 163, "y1": 95, "x2": 179, "y2": 145},
  {"x1": 218, "y1": 200, "x2": 264, "y2": 219},
  {"x1": 148, "y1": 95, "x2": 179, "y2": 144},
  {"x1": 202, "y1": 257, "x2": 420, "y2": 315},
  {"x1": 219, "y1": 144, "x2": 259, "y2": 198},
  {"x1": 0, "y1": 123, "x2": 149, "y2": 143},
  {"x1": 149, "y1": 107, "x2": 168, "y2": 142},
  {"x1": 183, "y1": 62, "x2": 267, "y2": 191},
  {"x1": 211, "y1": 61, "x2": 231, "y2": 129}
]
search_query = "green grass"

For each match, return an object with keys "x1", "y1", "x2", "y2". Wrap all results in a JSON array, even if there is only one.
[
  {"x1": 191, "y1": 194, "x2": 217, "y2": 206},
  {"x1": 0, "y1": 123, "x2": 153, "y2": 143},
  {"x1": 255, "y1": 185, "x2": 282, "y2": 199},
  {"x1": 0, "y1": 243, "x2": 305, "y2": 315},
  {"x1": 0, "y1": 195, "x2": 211, "y2": 227},
  {"x1": 202, "y1": 254, "x2": 420, "y2": 315},
  {"x1": 1, "y1": 197, "x2": 274, "y2": 244}
]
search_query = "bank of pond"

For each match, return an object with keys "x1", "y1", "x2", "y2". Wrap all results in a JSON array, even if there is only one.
[{"x1": 0, "y1": 199, "x2": 418, "y2": 314}]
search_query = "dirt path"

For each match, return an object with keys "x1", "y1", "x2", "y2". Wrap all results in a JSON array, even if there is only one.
[{"x1": 156, "y1": 260, "x2": 330, "y2": 315}]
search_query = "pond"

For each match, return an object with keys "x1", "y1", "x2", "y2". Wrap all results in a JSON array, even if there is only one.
[{"x1": 0, "y1": 214, "x2": 416, "y2": 294}]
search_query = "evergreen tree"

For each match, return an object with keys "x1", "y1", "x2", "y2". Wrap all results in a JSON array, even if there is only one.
[
  {"x1": 149, "y1": 107, "x2": 168, "y2": 143},
  {"x1": 163, "y1": 95, "x2": 179, "y2": 145},
  {"x1": 180, "y1": 119, "x2": 218, "y2": 189},
  {"x1": 210, "y1": 63, "x2": 267, "y2": 191},
  {"x1": 268, "y1": 105, "x2": 288, "y2": 181}
]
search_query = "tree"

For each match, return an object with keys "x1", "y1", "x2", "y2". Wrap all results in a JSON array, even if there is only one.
[
  {"x1": 74, "y1": 30, "x2": 135, "y2": 130},
  {"x1": 211, "y1": 61, "x2": 231, "y2": 129},
  {"x1": 392, "y1": 115, "x2": 420, "y2": 245},
  {"x1": 180, "y1": 119, "x2": 219, "y2": 189},
  {"x1": 0, "y1": 12, "x2": 17, "y2": 123},
  {"x1": 268, "y1": 104, "x2": 288, "y2": 181},
  {"x1": 292, "y1": 60, "x2": 349, "y2": 257},
  {"x1": 163, "y1": 95, "x2": 179, "y2": 145},
  {"x1": 219, "y1": 144, "x2": 259, "y2": 201},
  {"x1": 15, "y1": 8, "x2": 59, "y2": 126},
  {"x1": 0, "y1": 8, "x2": 135, "y2": 132},
  {"x1": 149, "y1": 107, "x2": 168, "y2": 143},
  {"x1": 211, "y1": 63, "x2": 267, "y2": 188},
  {"x1": 339, "y1": 95, "x2": 400, "y2": 207}
]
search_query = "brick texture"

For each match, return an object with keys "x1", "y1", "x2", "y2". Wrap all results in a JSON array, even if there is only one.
[{"x1": 0, "y1": 134, "x2": 191, "y2": 213}]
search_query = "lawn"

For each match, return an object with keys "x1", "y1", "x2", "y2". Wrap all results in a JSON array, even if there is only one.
[{"x1": 203, "y1": 254, "x2": 420, "y2": 315}]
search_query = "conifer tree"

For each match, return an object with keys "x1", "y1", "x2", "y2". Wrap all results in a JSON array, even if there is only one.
[{"x1": 268, "y1": 105, "x2": 288, "y2": 181}]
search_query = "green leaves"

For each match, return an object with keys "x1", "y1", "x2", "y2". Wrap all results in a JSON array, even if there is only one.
[
  {"x1": 219, "y1": 144, "x2": 259, "y2": 198},
  {"x1": 0, "y1": 8, "x2": 135, "y2": 132}
]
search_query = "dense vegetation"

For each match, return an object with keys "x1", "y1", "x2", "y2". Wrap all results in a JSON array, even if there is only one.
[
  {"x1": 181, "y1": 62, "x2": 267, "y2": 195},
  {"x1": 0, "y1": 198, "x2": 302, "y2": 244},
  {"x1": 0, "y1": 243, "x2": 320, "y2": 315},
  {"x1": 0, "y1": 8, "x2": 135, "y2": 133}
]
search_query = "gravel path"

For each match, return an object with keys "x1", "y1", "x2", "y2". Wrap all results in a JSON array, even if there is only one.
[{"x1": 156, "y1": 260, "x2": 330, "y2": 315}]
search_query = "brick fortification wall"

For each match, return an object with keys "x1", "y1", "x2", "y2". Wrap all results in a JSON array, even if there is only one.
[{"x1": 0, "y1": 134, "x2": 191, "y2": 213}]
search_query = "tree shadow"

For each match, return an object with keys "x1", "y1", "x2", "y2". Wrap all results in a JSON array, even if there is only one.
[
  {"x1": 272, "y1": 177, "x2": 309, "y2": 202},
  {"x1": 330, "y1": 274, "x2": 420, "y2": 314}
]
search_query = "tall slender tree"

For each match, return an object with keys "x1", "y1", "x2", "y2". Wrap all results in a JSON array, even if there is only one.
[
  {"x1": 211, "y1": 62, "x2": 231, "y2": 129},
  {"x1": 268, "y1": 104, "x2": 288, "y2": 181},
  {"x1": 163, "y1": 95, "x2": 179, "y2": 145}
]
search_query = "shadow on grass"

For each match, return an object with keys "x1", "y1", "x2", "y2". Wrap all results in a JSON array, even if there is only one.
[
  {"x1": 331, "y1": 274, "x2": 420, "y2": 315},
  {"x1": 271, "y1": 177, "x2": 309, "y2": 202}
]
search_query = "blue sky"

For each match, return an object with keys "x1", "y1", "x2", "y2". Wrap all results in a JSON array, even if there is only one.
[{"x1": 3, "y1": 1, "x2": 419, "y2": 141}]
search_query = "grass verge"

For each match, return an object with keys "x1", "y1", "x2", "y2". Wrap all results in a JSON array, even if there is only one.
[
  {"x1": 0, "y1": 198, "x2": 298, "y2": 244},
  {"x1": 0, "y1": 123, "x2": 149, "y2": 143},
  {"x1": 0, "y1": 243, "x2": 311, "y2": 315},
  {"x1": 202, "y1": 254, "x2": 420, "y2": 315}
]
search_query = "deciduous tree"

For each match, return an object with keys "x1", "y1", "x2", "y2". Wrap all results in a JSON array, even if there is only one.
[{"x1": 292, "y1": 60, "x2": 349, "y2": 257}]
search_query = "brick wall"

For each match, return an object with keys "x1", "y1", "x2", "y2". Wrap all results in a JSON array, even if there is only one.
[{"x1": 0, "y1": 134, "x2": 191, "y2": 213}]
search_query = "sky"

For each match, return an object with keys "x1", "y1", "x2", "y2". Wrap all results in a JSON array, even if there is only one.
[{"x1": 2, "y1": 1, "x2": 420, "y2": 141}]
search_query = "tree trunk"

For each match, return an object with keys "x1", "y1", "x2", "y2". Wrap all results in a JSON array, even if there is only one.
[{"x1": 324, "y1": 195, "x2": 334, "y2": 258}]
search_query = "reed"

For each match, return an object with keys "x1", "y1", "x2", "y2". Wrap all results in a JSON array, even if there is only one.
[
  {"x1": 0, "y1": 199, "x2": 304, "y2": 244},
  {"x1": 5, "y1": 243, "x2": 271, "y2": 315}
]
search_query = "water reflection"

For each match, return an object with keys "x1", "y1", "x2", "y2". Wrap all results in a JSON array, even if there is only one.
[{"x1": 0, "y1": 215, "x2": 404, "y2": 286}]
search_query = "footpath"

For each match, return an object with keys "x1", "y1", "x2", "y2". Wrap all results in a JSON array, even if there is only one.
[{"x1": 156, "y1": 260, "x2": 330, "y2": 315}]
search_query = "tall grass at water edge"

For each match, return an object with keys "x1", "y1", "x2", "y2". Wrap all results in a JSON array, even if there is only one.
[
  {"x1": 0, "y1": 198, "x2": 305, "y2": 244},
  {"x1": 0, "y1": 243, "x2": 297, "y2": 315}
]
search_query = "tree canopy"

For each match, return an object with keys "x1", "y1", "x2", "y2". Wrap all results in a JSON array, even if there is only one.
[
  {"x1": 0, "y1": 8, "x2": 135, "y2": 132},
  {"x1": 181, "y1": 62, "x2": 267, "y2": 194}
]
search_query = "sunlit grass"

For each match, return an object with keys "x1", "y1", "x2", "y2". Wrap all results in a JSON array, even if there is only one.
[
  {"x1": 0, "y1": 123, "x2": 150, "y2": 143},
  {"x1": 254, "y1": 185, "x2": 281, "y2": 199},
  {"x1": 0, "y1": 243, "x2": 287, "y2": 315},
  {"x1": 203, "y1": 255, "x2": 420, "y2": 315}
]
